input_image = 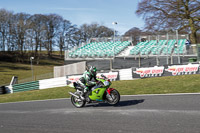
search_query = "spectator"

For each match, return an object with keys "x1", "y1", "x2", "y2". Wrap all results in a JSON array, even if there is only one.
[
  {"x1": 185, "y1": 39, "x2": 191, "y2": 45},
  {"x1": 185, "y1": 39, "x2": 191, "y2": 54}
]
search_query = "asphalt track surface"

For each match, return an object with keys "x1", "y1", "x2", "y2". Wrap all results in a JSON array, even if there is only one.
[{"x1": 0, "y1": 94, "x2": 200, "y2": 133}]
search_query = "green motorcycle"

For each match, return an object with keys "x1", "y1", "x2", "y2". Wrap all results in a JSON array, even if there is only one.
[{"x1": 69, "y1": 74, "x2": 120, "y2": 108}]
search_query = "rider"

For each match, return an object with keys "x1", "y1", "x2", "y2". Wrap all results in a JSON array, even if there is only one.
[{"x1": 76, "y1": 66, "x2": 98, "y2": 98}]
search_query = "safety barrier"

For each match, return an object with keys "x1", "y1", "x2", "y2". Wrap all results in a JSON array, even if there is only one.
[
  {"x1": 4, "y1": 63, "x2": 200, "y2": 94},
  {"x1": 119, "y1": 69, "x2": 133, "y2": 80},
  {"x1": 39, "y1": 77, "x2": 67, "y2": 89},
  {"x1": 0, "y1": 86, "x2": 6, "y2": 95},
  {"x1": 132, "y1": 63, "x2": 200, "y2": 78},
  {"x1": 12, "y1": 81, "x2": 39, "y2": 93}
]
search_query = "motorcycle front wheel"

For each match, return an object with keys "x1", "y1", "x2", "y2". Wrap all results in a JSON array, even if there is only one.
[
  {"x1": 71, "y1": 93, "x2": 86, "y2": 108},
  {"x1": 106, "y1": 89, "x2": 120, "y2": 105}
]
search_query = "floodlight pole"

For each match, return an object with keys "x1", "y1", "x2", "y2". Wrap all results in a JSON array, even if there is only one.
[
  {"x1": 176, "y1": 30, "x2": 180, "y2": 64},
  {"x1": 110, "y1": 59, "x2": 113, "y2": 71},
  {"x1": 167, "y1": 32, "x2": 169, "y2": 65},
  {"x1": 139, "y1": 53, "x2": 141, "y2": 67},
  {"x1": 30, "y1": 57, "x2": 34, "y2": 81},
  {"x1": 111, "y1": 22, "x2": 117, "y2": 71},
  {"x1": 112, "y1": 22, "x2": 117, "y2": 44}
]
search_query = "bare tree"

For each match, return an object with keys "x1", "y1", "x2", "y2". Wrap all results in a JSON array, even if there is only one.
[
  {"x1": 13, "y1": 13, "x2": 30, "y2": 57},
  {"x1": 136, "y1": 0, "x2": 200, "y2": 43},
  {"x1": 44, "y1": 14, "x2": 63, "y2": 57},
  {"x1": 7, "y1": 11, "x2": 16, "y2": 51},
  {"x1": 57, "y1": 20, "x2": 75, "y2": 57},
  {"x1": 79, "y1": 23, "x2": 114, "y2": 43},
  {"x1": 65, "y1": 25, "x2": 82, "y2": 49},
  {"x1": 27, "y1": 14, "x2": 47, "y2": 64},
  {"x1": 124, "y1": 27, "x2": 142, "y2": 45},
  {"x1": 0, "y1": 9, "x2": 13, "y2": 51}
]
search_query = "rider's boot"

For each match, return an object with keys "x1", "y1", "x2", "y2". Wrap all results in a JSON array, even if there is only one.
[
  {"x1": 85, "y1": 91, "x2": 91, "y2": 103},
  {"x1": 80, "y1": 92, "x2": 85, "y2": 100},
  {"x1": 80, "y1": 87, "x2": 88, "y2": 100}
]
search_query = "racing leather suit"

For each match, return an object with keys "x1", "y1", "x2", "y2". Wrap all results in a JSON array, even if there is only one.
[{"x1": 77, "y1": 71, "x2": 97, "y2": 93}]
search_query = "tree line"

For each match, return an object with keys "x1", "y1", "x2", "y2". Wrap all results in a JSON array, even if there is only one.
[
  {"x1": 0, "y1": 9, "x2": 114, "y2": 63},
  {"x1": 134, "y1": 0, "x2": 200, "y2": 44},
  {"x1": 1, "y1": 0, "x2": 199, "y2": 63}
]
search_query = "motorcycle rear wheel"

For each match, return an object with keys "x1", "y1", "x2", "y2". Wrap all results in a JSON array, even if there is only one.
[
  {"x1": 71, "y1": 94, "x2": 86, "y2": 108},
  {"x1": 106, "y1": 89, "x2": 120, "y2": 105}
]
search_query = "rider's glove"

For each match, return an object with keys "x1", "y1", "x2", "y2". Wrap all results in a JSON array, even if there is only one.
[{"x1": 96, "y1": 81, "x2": 100, "y2": 84}]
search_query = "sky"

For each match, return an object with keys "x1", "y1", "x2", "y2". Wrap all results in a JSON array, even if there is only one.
[{"x1": 0, "y1": 0, "x2": 145, "y2": 35}]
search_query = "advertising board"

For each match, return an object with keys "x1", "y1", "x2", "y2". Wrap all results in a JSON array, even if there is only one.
[
  {"x1": 133, "y1": 64, "x2": 200, "y2": 78},
  {"x1": 66, "y1": 72, "x2": 119, "y2": 87},
  {"x1": 133, "y1": 66, "x2": 164, "y2": 78},
  {"x1": 165, "y1": 64, "x2": 199, "y2": 76}
]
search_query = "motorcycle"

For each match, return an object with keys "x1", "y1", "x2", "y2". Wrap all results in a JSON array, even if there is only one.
[{"x1": 69, "y1": 74, "x2": 120, "y2": 108}]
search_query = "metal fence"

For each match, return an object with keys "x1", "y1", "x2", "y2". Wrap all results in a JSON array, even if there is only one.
[
  {"x1": 89, "y1": 36, "x2": 133, "y2": 43},
  {"x1": 139, "y1": 34, "x2": 189, "y2": 42},
  {"x1": 54, "y1": 61, "x2": 86, "y2": 78}
]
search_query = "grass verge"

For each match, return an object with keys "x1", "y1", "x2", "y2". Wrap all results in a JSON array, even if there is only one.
[
  {"x1": 0, "y1": 60, "x2": 63, "y2": 85},
  {"x1": 0, "y1": 74, "x2": 200, "y2": 103}
]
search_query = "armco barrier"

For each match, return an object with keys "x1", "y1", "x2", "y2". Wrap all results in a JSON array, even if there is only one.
[
  {"x1": 0, "y1": 86, "x2": 4, "y2": 94},
  {"x1": 13, "y1": 81, "x2": 39, "y2": 93},
  {"x1": 39, "y1": 77, "x2": 67, "y2": 89},
  {"x1": 0, "y1": 86, "x2": 8, "y2": 95},
  {"x1": 8, "y1": 63, "x2": 200, "y2": 93}
]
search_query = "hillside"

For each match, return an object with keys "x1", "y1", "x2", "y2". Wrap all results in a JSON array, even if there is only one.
[{"x1": 0, "y1": 52, "x2": 64, "y2": 85}]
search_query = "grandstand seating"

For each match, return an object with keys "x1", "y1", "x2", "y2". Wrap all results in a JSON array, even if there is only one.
[
  {"x1": 130, "y1": 39, "x2": 186, "y2": 56},
  {"x1": 161, "y1": 40, "x2": 176, "y2": 55},
  {"x1": 69, "y1": 41, "x2": 131, "y2": 58},
  {"x1": 129, "y1": 41, "x2": 149, "y2": 55},
  {"x1": 174, "y1": 39, "x2": 186, "y2": 54},
  {"x1": 68, "y1": 39, "x2": 187, "y2": 58},
  {"x1": 151, "y1": 40, "x2": 167, "y2": 55}
]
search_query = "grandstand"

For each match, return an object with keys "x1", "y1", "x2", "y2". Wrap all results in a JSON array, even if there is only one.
[
  {"x1": 66, "y1": 38, "x2": 189, "y2": 59},
  {"x1": 65, "y1": 34, "x2": 198, "y2": 70},
  {"x1": 68, "y1": 41, "x2": 131, "y2": 58},
  {"x1": 129, "y1": 39, "x2": 187, "y2": 56}
]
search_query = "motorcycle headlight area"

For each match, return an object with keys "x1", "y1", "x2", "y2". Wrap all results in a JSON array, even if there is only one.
[{"x1": 103, "y1": 81, "x2": 110, "y2": 86}]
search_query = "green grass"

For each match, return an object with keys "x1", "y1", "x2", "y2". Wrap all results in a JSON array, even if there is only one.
[
  {"x1": 111, "y1": 74, "x2": 200, "y2": 95},
  {"x1": 0, "y1": 74, "x2": 200, "y2": 103},
  {"x1": 0, "y1": 87, "x2": 74, "y2": 103},
  {"x1": 0, "y1": 60, "x2": 63, "y2": 85}
]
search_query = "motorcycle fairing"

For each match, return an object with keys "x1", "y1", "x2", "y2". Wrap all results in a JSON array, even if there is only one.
[
  {"x1": 107, "y1": 88, "x2": 115, "y2": 95},
  {"x1": 88, "y1": 87, "x2": 106, "y2": 101}
]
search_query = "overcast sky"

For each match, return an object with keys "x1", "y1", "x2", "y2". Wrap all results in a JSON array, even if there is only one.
[{"x1": 0, "y1": 0, "x2": 145, "y2": 35}]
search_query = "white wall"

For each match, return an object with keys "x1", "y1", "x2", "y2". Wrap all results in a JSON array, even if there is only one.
[
  {"x1": 39, "y1": 76, "x2": 67, "y2": 89},
  {"x1": 119, "y1": 68, "x2": 133, "y2": 80}
]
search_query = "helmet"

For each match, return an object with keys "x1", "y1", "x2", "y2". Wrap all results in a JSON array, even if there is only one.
[{"x1": 88, "y1": 66, "x2": 97, "y2": 76}]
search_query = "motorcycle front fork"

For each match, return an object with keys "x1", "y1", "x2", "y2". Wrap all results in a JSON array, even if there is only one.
[{"x1": 106, "y1": 90, "x2": 114, "y2": 101}]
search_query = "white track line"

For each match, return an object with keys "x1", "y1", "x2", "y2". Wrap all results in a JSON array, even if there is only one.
[
  {"x1": 0, "y1": 93, "x2": 200, "y2": 105},
  {"x1": 123, "y1": 92, "x2": 200, "y2": 97},
  {"x1": 0, "y1": 98, "x2": 70, "y2": 105}
]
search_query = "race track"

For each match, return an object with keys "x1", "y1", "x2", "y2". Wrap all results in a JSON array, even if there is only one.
[{"x1": 0, "y1": 94, "x2": 200, "y2": 133}]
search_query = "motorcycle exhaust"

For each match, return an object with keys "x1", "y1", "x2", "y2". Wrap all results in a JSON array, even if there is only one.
[{"x1": 69, "y1": 92, "x2": 80, "y2": 99}]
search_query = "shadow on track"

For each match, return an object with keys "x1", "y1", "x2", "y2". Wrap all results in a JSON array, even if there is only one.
[{"x1": 85, "y1": 99, "x2": 145, "y2": 108}]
